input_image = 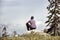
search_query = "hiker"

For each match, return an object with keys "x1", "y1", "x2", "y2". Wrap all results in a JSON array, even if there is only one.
[{"x1": 26, "y1": 16, "x2": 36, "y2": 31}]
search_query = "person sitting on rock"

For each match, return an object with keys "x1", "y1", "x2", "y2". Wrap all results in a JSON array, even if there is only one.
[{"x1": 26, "y1": 16, "x2": 36, "y2": 31}]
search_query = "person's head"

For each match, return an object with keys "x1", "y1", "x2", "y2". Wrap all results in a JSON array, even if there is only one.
[{"x1": 31, "y1": 16, "x2": 34, "y2": 19}]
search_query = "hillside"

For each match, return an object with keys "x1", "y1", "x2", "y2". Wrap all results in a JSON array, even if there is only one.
[{"x1": 0, "y1": 31, "x2": 60, "y2": 40}]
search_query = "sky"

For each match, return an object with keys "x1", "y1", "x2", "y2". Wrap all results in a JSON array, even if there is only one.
[{"x1": 0, "y1": 0, "x2": 49, "y2": 36}]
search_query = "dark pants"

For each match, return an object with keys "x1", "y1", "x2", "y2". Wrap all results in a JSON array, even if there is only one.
[{"x1": 30, "y1": 28, "x2": 36, "y2": 30}]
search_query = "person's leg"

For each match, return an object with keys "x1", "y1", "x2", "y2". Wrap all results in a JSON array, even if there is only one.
[
  {"x1": 26, "y1": 23, "x2": 30, "y2": 31},
  {"x1": 30, "y1": 28, "x2": 33, "y2": 30},
  {"x1": 30, "y1": 28, "x2": 36, "y2": 30}
]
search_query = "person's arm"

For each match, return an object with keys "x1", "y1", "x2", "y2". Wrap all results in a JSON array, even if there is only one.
[
  {"x1": 28, "y1": 20, "x2": 30, "y2": 23},
  {"x1": 28, "y1": 20, "x2": 31, "y2": 25},
  {"x1": 26, "y1": 20, "x2": 30, "y2": 24}
]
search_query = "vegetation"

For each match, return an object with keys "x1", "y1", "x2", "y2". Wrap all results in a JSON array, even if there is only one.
[
  {"x1": 45, "y1": 0, "x2": 60, "y2": 36},
  {"x1": 0, "y1": 31, "x2": 60, "y2": 40}
]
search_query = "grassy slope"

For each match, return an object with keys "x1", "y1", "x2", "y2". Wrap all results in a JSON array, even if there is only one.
[{"x1": 0, "y1": 31, "x2": 60, "y2": 40}]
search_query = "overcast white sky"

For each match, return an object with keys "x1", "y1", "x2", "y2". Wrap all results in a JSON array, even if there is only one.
[{"x1": 0, "y1": 0, "x2": 49, "y2": 35}]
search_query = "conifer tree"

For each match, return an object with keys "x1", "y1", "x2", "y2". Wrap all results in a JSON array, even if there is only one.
[
  {"x1": 2, "y1": 25, "x2": 7, "y2": 37},
  {"x1": 45, "y1": 0, "x2": 60, "y2": 36}
]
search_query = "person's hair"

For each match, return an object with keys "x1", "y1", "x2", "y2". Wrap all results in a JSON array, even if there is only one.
[{"x1": 31, "y1": 16, "x2": 34, "y2": 19}]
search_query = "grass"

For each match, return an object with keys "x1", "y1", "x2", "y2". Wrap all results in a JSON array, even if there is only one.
[{"x1": 0, "y1": 31, "x2": 60, "y2": 40}]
